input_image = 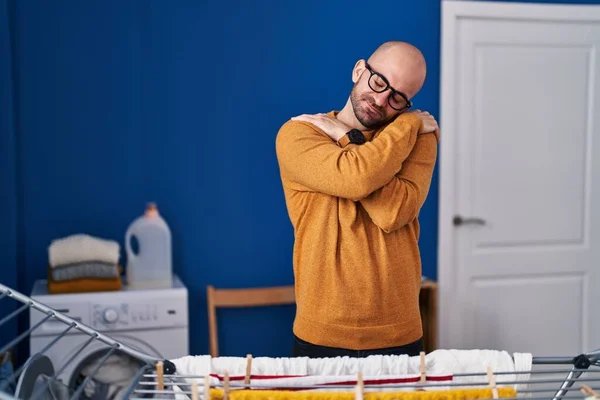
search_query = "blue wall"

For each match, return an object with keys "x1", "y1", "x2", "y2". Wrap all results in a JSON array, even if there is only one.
[
  {"x1": 0, "y1": 0, "x2": 17, "y2": 352},
  {"x1": 1, "y1": 0, "x2": 599, "y2": 361}
]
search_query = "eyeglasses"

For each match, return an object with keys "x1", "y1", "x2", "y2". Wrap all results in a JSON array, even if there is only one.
[{"x1": 364, "y1": 62, "x2": 412, "y2": 111}]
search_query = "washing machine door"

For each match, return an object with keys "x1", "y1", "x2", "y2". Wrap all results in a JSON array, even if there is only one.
[{"x1": 56, "y1": 333, "x2": 160, "y2": 399}]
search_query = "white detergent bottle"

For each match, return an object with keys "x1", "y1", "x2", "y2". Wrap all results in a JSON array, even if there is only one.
[{"x1": 125, "y1": 202, "x2": 173, "y2": 288}]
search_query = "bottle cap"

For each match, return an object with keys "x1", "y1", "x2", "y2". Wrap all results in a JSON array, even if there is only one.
[{"x1": 145, "y1": 202, "x2": 159, "y2": 217}]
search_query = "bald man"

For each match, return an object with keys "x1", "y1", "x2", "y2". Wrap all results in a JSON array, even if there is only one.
[{"x1": 275, "y1": 41, "x2": 439, "y2": 358}]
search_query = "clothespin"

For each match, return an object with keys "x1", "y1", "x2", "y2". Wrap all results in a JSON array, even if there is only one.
[
  {"x1": 245, "y1": 354, "x2": 252, "y2": 386},
  {"x1": 204, "y1": 375, "x2": 211, "y2": 400},
  {"x1": 581, "y1": 384, "x2": 600, "y2": 399},
  {"x1": 355, "y1": 371, "x2": 364, "y2": 400},
  {"x1": 191, "y1": 381, "x2": 198, "y2": 400},
  {"x1": 486, "y1": 366, "x2": 498, "y2": 399},
  {"x1": 223, "y1": 370, "x2": 230, "y2": 400},
  {"x1": 156, "y1": 361, "x2": 164, "y2": 391},
  {"x1": 420, "y1": 351, "x2": 426, "y2": 384}
]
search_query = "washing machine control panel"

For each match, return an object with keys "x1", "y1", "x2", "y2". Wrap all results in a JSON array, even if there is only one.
[
  {"x1": 29, "y1": 280, "x2": 188, "y2": 337},
  {"x1": 91, "y1": 301, "x2": 180, "y2": 331}
]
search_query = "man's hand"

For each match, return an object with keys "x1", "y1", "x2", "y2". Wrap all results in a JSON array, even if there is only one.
[
  {"x1": 291, "y1": 113, "x2": 351, "y2": 142},
  {"x1": 412, "y1": 110, "x2": 439, "y2": 135}
]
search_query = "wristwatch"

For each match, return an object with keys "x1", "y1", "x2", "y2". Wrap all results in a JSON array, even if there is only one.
[{"x1": 338, "y1": 129, "x2": 366, "y2": 147}]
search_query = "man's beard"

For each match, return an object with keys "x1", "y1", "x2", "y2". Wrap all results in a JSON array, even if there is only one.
[{"x1": 350, "y1": 85, "x2": 387, "y2": 129}]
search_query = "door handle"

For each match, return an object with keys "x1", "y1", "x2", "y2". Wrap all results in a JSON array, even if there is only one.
[{"x1": 453, "y1": 215, "x2": 486, "y2": 226}]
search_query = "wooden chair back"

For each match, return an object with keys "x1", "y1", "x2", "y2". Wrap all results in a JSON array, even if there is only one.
[{"x1": 206, "y1": 284, "x2": 296, "y2": 357}]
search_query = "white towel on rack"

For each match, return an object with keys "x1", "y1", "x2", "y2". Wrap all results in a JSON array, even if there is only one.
[
  {"x1": 169, "y1": 349, "x2": 533, "y2": 397},
  {"x1": 48, "y1": 233, "x2": 120, "y2": 267}
]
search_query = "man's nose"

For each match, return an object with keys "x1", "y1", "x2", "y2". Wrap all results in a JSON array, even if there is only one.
[{"x1": 372, "y1": 91, "x2": 389, "y2": 108}]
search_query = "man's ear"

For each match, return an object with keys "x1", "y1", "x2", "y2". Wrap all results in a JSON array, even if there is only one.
[{"x1": 352, "y1": 59, "x2": 366, "y2": 83}]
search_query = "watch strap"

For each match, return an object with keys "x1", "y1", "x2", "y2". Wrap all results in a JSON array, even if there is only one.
[{"x1": 337, "y1": 134, "x2": 351, "y2": 148}]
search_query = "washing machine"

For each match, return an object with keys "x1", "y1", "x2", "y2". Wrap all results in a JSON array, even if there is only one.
[{"x1": 28, "y1": 274, "x2": 189, "y2": 398}]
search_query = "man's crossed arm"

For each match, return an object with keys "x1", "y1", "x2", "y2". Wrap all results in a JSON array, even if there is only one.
[
  {"x1": 275, "y1": 111, "x2": 439, "y2": 232},
  {"x1": 355, "y1": 129, "x2": 438, "y2": 232}
]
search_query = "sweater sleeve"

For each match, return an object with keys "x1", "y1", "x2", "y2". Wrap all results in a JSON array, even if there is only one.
[
  {"x1": 275, "y1": 113, "x2": 423, "y2": 201},
  {"x1": 358, "y1": 131, "x2": 439, "y2": 233}
]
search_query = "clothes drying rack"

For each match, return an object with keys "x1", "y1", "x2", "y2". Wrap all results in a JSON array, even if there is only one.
[{"x1": 0, "y1": 282, "x2": 599, "y2": 400}]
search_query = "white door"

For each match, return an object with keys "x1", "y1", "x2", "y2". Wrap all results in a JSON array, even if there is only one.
[{"x1": 438, "y1": 0, "x2": 600, "y2": 357}]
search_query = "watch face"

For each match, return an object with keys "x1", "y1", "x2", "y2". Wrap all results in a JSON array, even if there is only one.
[{"x1": 350, "y1": 129, "x2": 366, "y2": 144}]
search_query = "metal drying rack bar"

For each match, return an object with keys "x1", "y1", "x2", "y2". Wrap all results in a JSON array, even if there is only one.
[
  {"x1": 0, "y1": 282, "x2": 176, "y2": 400},
  {"x1": 128, "y1": 367, "x2": 600, "y2": 400},
  {"x1": 126, "y1": 349, "x2": 600, "y2": 399}
]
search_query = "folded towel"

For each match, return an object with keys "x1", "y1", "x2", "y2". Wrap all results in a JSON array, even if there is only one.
[
  {"x1": 47, "y1": 273, "x2": 122, "y2": 294},
  {"x1": 48, "y1": 234, "x2": 120, "y2": 267},
  {"x1": 50, "y1": 262, "x2": 121, "y2": 282}
]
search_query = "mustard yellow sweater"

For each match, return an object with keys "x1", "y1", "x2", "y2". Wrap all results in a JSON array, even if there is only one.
[{"x1": 275, "y1": 111, "x2": 439, "y2": 350}]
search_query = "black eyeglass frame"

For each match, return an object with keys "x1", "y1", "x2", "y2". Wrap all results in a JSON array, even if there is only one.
[{"x1": 363, "y1": 62, "x2": 413, "y2": 112}]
